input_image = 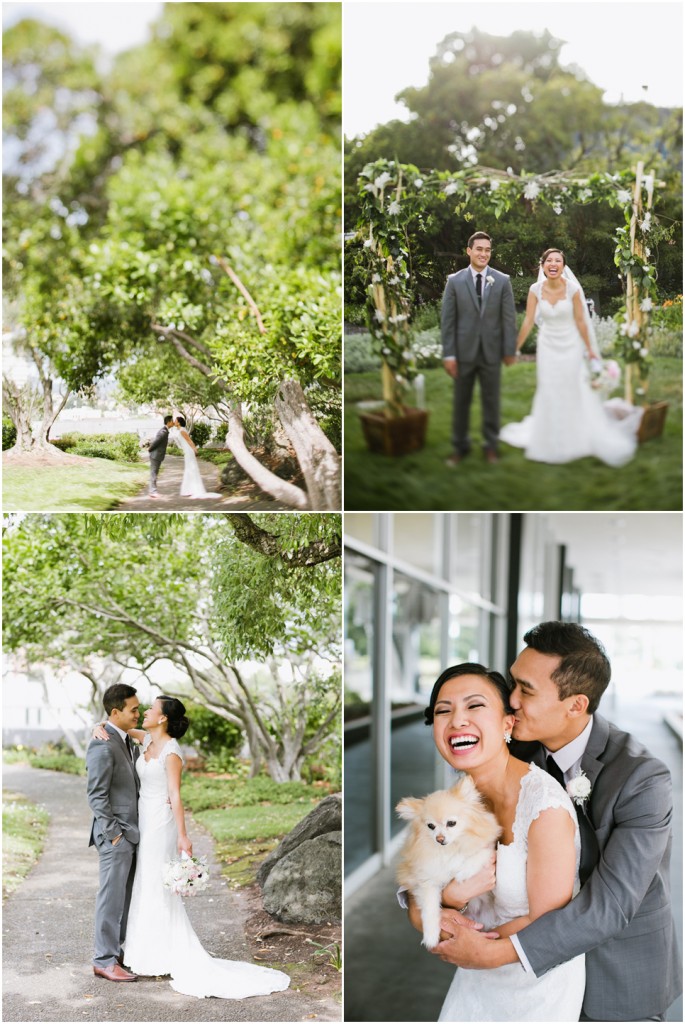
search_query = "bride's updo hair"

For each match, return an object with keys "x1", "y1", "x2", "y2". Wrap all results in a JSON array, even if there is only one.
[
  {"x1": 540, "y1": 248, "x2": 566, "y2": 266},
  {"x1": 176, "y1": 415, "x2": 186, "y2": 428},
  {"x1": 159, "y1": 696, "x2": 189, "y2": 739},
  {"x1": 424, "y1": 663, "x2": 513, "y2": 724}
]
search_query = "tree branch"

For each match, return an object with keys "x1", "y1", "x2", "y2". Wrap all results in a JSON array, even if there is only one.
[
  {"x1": 214, "y1": 257, "x2": 267, "y2": 334},
  {"x1": 222, "y1": 513, "x2": 341, "y2": 565}
]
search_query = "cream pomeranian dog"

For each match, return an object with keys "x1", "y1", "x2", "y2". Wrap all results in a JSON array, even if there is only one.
[{"x1": 396, "y1": 773, "x2": 502, "y2": 949}]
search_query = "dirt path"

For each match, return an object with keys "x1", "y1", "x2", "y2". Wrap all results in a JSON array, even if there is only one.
[
  {"x1": 2, "y1": 763, "x2": 339, "y2": 1022},
  {"x1": 115, "y1": 456, "x2": 288, "y2": 511}
]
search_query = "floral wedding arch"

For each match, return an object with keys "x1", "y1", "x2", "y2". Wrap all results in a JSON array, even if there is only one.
[{"x1": 356, "y1": 158, "x2": 662, "y2": 417}]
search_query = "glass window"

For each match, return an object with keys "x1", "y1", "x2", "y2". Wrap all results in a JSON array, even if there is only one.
[
  {"x1": 344, "y1": 551, "x2": 376, "y2": 874},
  {"x1": 392, "y1": 514, "x2": 440, "y2": 574},
  {"x1": 345, "y1": 513, "x2": 374, "y2": 547},
  {"x1": 449, "y1": 514, "x2": 485, "y2": 594}
]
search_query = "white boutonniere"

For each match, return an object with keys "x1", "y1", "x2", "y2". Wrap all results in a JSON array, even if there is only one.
[
  {"x1": 566, "y1": 771, "x2": 592, "y2": 806},
  {"x1": 486, "y1": 275, "x2": 495, "y2": 287}
]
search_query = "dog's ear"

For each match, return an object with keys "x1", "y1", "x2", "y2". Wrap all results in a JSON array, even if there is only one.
[
  {"x1": 396, "y1": 796, "x2": 422, "y2": 820},
  {"x1": 450, "y1": 774, "x2": 477, "y2": 800}
]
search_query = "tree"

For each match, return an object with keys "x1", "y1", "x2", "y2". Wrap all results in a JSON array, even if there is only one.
[
  {"x1": 3, "y1": 5, "x2": 342, "y2": 507},
  {"x1": 2, "y1": 513, "x2": 341, "y2": 782}
]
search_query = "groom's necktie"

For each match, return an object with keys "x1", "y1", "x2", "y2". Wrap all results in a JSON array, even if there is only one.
[
  {"x1": 125, "y1": 735, "x2": 133, "y2": 761},
  {"x1": 476, "y1": 273, "x2": 482, "y2": 305},
  {"x1": 546, "y1": 754, "x2": 565, "y2": 789}
]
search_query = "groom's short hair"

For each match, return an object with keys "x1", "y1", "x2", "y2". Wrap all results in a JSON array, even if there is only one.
[
  {"x1": 468, "y1": 231, "x2": 491, "y2": 248},
  {"x1": 163, "y1": 415, "x2": 173, "y2": 425},
  {"x1": 103, "y1": 684, "x2": 138, "y2": 716},
  {"x1": 523, "y1": 622, "x2": 611, "y2": 714}
]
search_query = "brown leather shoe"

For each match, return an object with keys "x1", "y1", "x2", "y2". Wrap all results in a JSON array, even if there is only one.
[
  {"x1": 445, "y1": 452, "x2": 464, "y2": 467},
  {"x1": 484, "y1": 449, "x2": 500, "y2": 464},
  {"x1": 93, "y1": 963, "x2": 138, "y2": 982}
]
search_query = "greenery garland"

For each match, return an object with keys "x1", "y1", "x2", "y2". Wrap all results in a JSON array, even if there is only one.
[{"x1": 357, "y1": 159, "x2": 666, "y2": 413}]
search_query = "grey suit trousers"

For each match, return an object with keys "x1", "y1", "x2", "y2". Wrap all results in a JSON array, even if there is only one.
[
  {"x1": 149, "y1": 455, "x2": 163, "y2": 494},
  {"x1": 93, "y1": 835, "x2": 136, "y2": 968},
  {"x1": 453, "y1": 355, "x2": 501, "y2": 453}
]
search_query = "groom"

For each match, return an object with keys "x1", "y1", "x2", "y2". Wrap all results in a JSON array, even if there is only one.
[
  {"x1": 441, "y1": 231, "x2": 517, "y2": 465},
  {"x1": 432, "y1": 622, "x2": 681, "y2": 1022},
  {"x1": 147, "y1": 414, "x2": 173, "y2": 497},
  {"x1": 86, "y1": 684, "x2": 141, "y2": 982}
]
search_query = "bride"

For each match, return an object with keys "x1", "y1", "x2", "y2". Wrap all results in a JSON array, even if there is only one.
[
  {"x1": 170, "y1": 416, "x2": 221, "y2": 499},
  {"x1": 500, "y1": 249, "x2": 640, "y2": 466},
  {"x1": 94, "y1": 698, "x2": 290, "y2": 999},
  {"x1": 407, "y1": 664, "x2": 585, "y2": 1022}
]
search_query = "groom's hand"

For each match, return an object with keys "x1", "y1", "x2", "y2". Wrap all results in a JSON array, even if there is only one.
[
  {"x1": 502, "y1": 355, "x2": 516, "y2": 366},
  {"x1": 433, "y1": 926, "x2": 514, "y2": 970},
  {"x1": 443, "y1": 358, "x2": 458, "y2": 379}
]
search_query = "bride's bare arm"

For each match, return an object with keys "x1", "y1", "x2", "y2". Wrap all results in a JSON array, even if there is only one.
[
  {"x1": 493, "y1": 806, "x2": 576, "y2": 938},
  {"x1": 515, "y1": 290, "x2": 538, "y2": 352},
  {"x1": 165, "y1": 753, "x2": 193, "y2": 857},
  {"x1": 572, "y1": 290, "x2": 597, "y2": 358},
  {"x1": 92, "y1": 724, "x2": 145, "y2": 743},
  {"x1": 180, "y1": 429, "x2": 197, "y2": 453}
]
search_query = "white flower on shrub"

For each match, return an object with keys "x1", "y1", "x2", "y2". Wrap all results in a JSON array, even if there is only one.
[
  {"x1": 389, "y1": 275, "x2": 400, "y2": 285},
  {"x1": 578, "y1": 189, "x2": 592, "y2": 202},
  {"x1": 640, "y1": 347, "x2": 649, "y2": 357},
  {"x1": 388, "y1": 314, "x2": 408, "y2": 324},
  {"x1": 388, "y1": 200, "x2": 401, "y2": 216},
  {"x1": 632, "y1": 340, "x2": 641, "y2": 349},
  {"x1": 640, "y1": 297, "x2": 653, "y2": 312},
  {"x1": 489, "y1": 180, "x2": 500, "y2": 191},
  {"x1": 523, "y1": 181, "x2": 540, "y2": 200},
  {"x1": 552, "y1": 203, "x2": 563, "y2": 215},
  {"x1": 620, "y1": 320, "x2": 640, "y2": 338},
  {"x1": 372, "y1": 273, "x2": 381, "y2": 283},
  {"x1": 363, "y1": 238, "x2": 374, "y2": 248},
  {"x1": 640, "y1": 212, "x2": 652, "y2": 232},
  {"x1": 617, "y1": 189, "x2": 632, "y2": 204},
  {"x1": 414, "y1": 178, "x2": 423, "y2": 188},
  {"x1": 374, "y1": 171, "x2": 393, "y2": 190},
  {"x1": 374, "y1": 308, "x2": 386, "y2": 322},
  {"x1": 444, "y1": 181, "x2": 459, "y2": 195}
]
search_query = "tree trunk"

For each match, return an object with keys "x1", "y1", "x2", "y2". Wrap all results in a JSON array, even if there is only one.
[
  {"x1": 2, "y1": 374, "x2": 69, "y2": 456},
  {"x1": 274, "y1": 380, "x2": 341, "y2": 511},
  {"x1": 225, "y1": 404, "x2": 311, "y2": 509}
]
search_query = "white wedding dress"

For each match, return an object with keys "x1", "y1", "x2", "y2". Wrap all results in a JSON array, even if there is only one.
[
  {"x1": 438, "y1": 765, "x2": 585, "y2": 1022},
  {"x1": 500, "y1": 280, "x2": 640, "y2": 466},
  {"x1": 169, "y1": 427, "x2": 220, "y2": 499},
  {"x1": 124, "y1": 735, "x2": 290, "y2": 998}
]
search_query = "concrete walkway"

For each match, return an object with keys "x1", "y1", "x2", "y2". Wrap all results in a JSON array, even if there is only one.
[
  {"x1": 2, "y1": 764, "x2": 338, "y2": 1022},
  {"x1": 116, "y1": 456, "x2": 288, "y2": 511}
]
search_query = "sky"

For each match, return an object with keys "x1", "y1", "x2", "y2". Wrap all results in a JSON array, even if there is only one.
[
  {"x1": 343, "y1": 0, "x2": 684, "y2": 136},
  {"x1": 2, "y1": 2, "x2": 163, "y2": 55}
]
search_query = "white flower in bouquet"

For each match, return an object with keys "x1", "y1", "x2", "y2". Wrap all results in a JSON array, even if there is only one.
[
  {"x1": 162, "y1": 854, "x2": 210, "y2": 897},
  {"x1": 566, "y1": 771, "x2": 592, "y2": 806},
  {"x1": 590, "y1": 359, "x2": 621, "y2": 397}
]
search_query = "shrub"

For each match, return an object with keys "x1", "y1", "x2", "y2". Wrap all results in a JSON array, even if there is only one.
[
  {"x1": 652, "y1": 295, "x2": 683, "y2": 331},
  {"x1": 344, "y1": 333, "x2": 380, "y2": 373},
  {"x1": 3, "y1": 416, "x2": 17, "y2": 450},
  {"x1": 56, "y1": 431, "x2": 141, "y2": 463},
  {"x1": 344, "y1": 302, "x2": 366, "y2": 327},
  {"x1": 183, "y1": 704, "x2": 243, "y2": 759},
  {"x1": 189, "y1": 421, "x2": 213, "y2": 448},
  {"x1": 410, "y1": 301, "x2": 441, "y2": 331}
]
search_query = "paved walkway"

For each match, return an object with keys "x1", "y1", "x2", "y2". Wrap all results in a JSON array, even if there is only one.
[
  {"x1": 116, "y1": 456, "x2": 288, "y2": 511},
  {"x1": 2, "y1": 764, "x2": 338, "y2": 1022}
]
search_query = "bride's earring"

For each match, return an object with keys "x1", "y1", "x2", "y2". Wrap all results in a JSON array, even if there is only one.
[{"x1": 504, "y1": 731, "x2": 512, "y2": 744}]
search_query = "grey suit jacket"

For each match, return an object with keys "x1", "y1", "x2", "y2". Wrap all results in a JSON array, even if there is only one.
[
  {"x1": 86, "y1": 724, "x2": 140, "y2": 847},
  {"x1": 440, "y1": 266, "x2": 517, "y2": 364},
  {"x1": 514, "y1": 713, "x2": 681, "y2": 1020},
  {"x1": 148, "y1": 426, "x2": 169, "y2": 463}
]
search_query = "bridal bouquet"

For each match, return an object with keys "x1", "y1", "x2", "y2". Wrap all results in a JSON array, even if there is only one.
[
  {"x1": 589, "y1": 358, "x2": 621, "y2": 398},
  {"x1": 162, "y1": 853, "x2": 210, "y2": 897}
]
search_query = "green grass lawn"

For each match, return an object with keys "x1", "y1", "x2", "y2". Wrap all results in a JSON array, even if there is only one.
[
  {"x1": 2, "y1": 791, "x2": 50, "y2": 900},
  {"x1": 2, "y1": 458, "x2": 148, "y2": 512},
  {"x1": 344, "y1": 357, "x2": 683, "y2": 510}
]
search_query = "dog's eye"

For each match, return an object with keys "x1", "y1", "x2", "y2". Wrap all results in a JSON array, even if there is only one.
[
  {"x1": 427, "y1": 823, "x2": 436, "y2": 830},
  {"x1": 446, "y1": 820, "x2": 456, "y2": 827}
]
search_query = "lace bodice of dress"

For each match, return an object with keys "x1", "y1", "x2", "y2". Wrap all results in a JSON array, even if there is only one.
[
  {"x1": 492, "y1": 764, "x2": 581, "y2": 925},
  {"x1": 137, "y1": 734, "x2": 185, "y2": 801},
  {"x1": 533, "y1": 279, "x2": 579, "y2": 325}
]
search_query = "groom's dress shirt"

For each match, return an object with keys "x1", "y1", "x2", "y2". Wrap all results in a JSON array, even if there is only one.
[
  {"x1": 510, "y1": 718, "x2": 594, "y2": 973},
  {"x1": 109, "y1": 721, "x2": 132, "y2": 755}
]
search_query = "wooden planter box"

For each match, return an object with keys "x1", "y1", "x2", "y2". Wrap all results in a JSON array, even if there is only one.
[
  {"x1": 359, "y1": 406, "x2": 429, "y2": 456},
  {"x1": 637, "y1": 401, "x2": 669, "y2": 444}
]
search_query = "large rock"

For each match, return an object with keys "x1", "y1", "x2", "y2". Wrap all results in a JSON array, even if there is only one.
[
  {"x1": 257, "y1": 793, "x2": 341, "y2": 887},
  {"x1": 261, "y1": 831, "x2": 342, "y2": 923}
]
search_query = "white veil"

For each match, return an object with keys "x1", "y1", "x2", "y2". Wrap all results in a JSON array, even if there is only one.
[{"x1": 536, "y1": 262, "x2": 599, "y2": 360}]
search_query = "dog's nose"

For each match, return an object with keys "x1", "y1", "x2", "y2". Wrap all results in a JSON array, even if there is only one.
[{"x1": 436, "y1": 835, "x2": 446, "y2": 845}]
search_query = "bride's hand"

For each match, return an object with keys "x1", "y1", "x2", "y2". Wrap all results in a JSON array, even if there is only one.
[
  {"x1": 440, "y1": 909, "x2": 499, "y2": 940},
  {"x1": 177, "y1": 834, "x2": 193, "y2": 857},
  {"x1": 442, "y1": 852, "x2": 496, "y2": 907},
  {"x1": 92, "y1": 723, "x2": 109, "y2": 741}
]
